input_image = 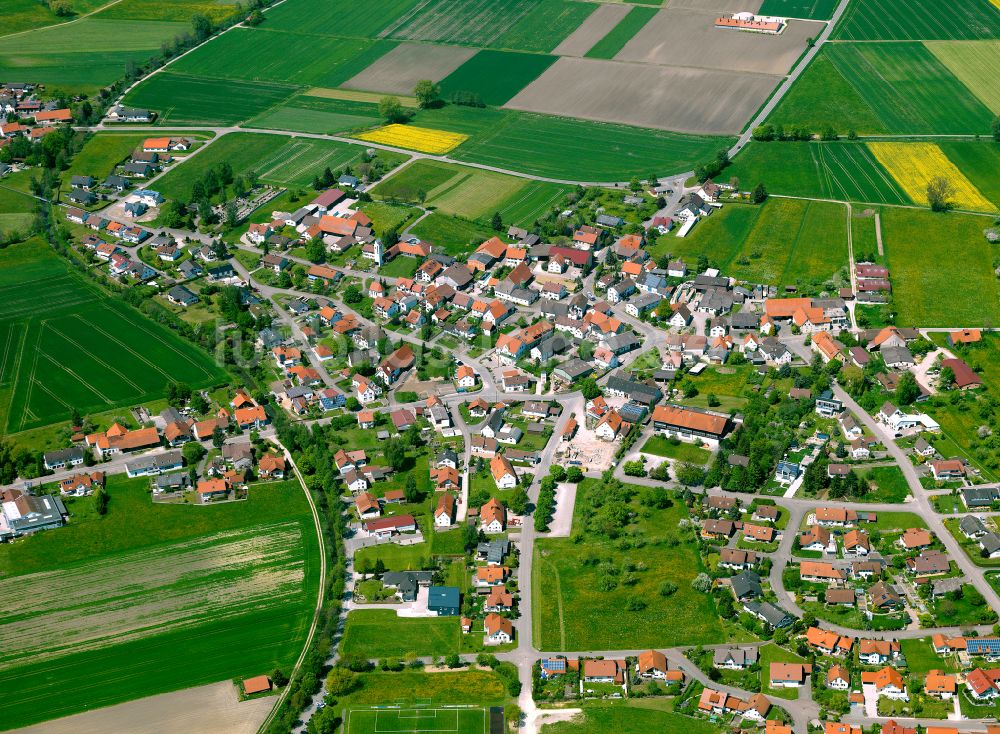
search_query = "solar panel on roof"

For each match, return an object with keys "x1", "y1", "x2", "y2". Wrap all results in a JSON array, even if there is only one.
[{"x1": 967, "y1": 638, "x2": 1000, "y2": 654}]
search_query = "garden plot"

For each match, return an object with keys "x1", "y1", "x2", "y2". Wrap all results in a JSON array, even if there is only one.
[
  {"x1": 504, "y1": 57, "x2": 778, "y2": 135},
  {"x1": 343, "y1": 43, "x2": 476, "y2": 95},
  {"x1": 615, "y1": 8, "x2": 815, "y2": 75},
  {"x1": 552, "y1": 3, "x2": 630, "y2": 56}
]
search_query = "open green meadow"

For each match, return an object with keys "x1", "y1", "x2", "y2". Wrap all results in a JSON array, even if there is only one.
[
  {"x1": 653, "y1": 199, "x2": 848, "y2": 287},
  {"x1": 0, "y1": 240, "x2": 226, "y2": 433},
  {"x1": 123, "y1": 72, "x2": 297, "y2": 125},
  {"x1": 0, "y1": 17, "x2": 188, "y2": 93},
  {"x1": 927, "y1": 40, "x2": 1000, "y2": 114},
  {"x1": 347, "y1": 707, "x2": 489, "y2": 734},
  {"x1": 584, "y1": 6, "x2": 659, "y2": 59},
  {"x1": 758, "y1": 0, "x2": 838, "y2": 19},
  {"x1": 341, "y1": 610, "x2": 461, "y2": 658},
  {"x1": 882, "y1": 207, "x2": 1000, "y2": 326},
  {"x1": 833, "y1": 0, "x2": 1000, "y2": 40},
  {"x1": 409, "y1": 214, "x2": 496, "y2": 256},
  {"x1": 0, "y1": 186, "x2": 35, "y2": 235},
  {"x1": 2, "y1": 0, "x2": 111, "y2": 35},
  {"x1": 373, "y1": 159, "x2": 568, "y2": 225},
  {"x1": 63, "y1": 133, "x2": 161, "y2": 181},
  {"x1": 439, "y1": 50, "x2": 557, "y2": 106},
  {"x1": 541, "y1": 700, "x2": 720, "y2": 734},
  {"x1": 0, "y1": 476, "x2": 319, "y2": 730},
  {"x1": 381, "y1": 0, "x2": 596, "y2": 53},
  {"x1": 728, "y1": 142, "x2": 910, "y2": 205},
  {"x1": 769, "y1": 43, "x2": 994, "y2": 134},
  {"x1": 533, "y1": 480, "x2": 724, "y2": 651},
  {"x1": 154, "y1": 132, "x2": 400, "y2": 202}
]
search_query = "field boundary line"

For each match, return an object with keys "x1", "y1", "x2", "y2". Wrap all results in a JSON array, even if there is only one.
[{"x1": 256, "y1": 438, "x2": 328, "y2": 734}]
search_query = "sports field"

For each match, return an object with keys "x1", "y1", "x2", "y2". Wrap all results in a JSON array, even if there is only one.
[
  {"x1": 373, "y1": 160, "x2": 569, "y2": 224},
  {"x1": 833, "y1": 0, "x2": 1000, "y2": 40},
  {"x1": 0, "y1": 240, "x2": 226, "y2": 433},
  {"x1": 882, "y1": 208, "x2": 1000, "y2": 326},
  {"x1": 346, "y1": 706, "x2": 489, "y2": 734},
  {"x1": 0, "y1": 476, "x2": 320, "y2": 730},
  {"x1": 653, "y1": 199, "x2": 849, "y2": 288}
]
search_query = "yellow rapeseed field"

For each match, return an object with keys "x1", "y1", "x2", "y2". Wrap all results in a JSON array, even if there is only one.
[
  {"x1": 868, "y1": 142, "x2": 996, "y2": 212},
  {"x1": 355, "y1": 124, "x2": 468, "y2": 154}
]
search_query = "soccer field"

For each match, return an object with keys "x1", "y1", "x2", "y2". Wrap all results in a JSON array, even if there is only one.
[{"x1": 347, "y1": 706, "x2": 490, "y2": 734}]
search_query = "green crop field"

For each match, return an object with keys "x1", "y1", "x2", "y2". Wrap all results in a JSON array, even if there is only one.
[
  {"x1": 249, "y1": 101, "x2": 381, "y2": 135},
  {"x1": 373, "y1": 159, "x2": 567, "y2": 225},
  {"x1": 833, "y1": 0, "x2": 1000, "y2": 40},
  {"x1": 882, "y1": 208, "x2": 1000, "y2": 327},
  {"x1": 936, "y1": 141, "x2": 1000, "y2": 208},
  {"x1": 155, "y1": 132, "x2": 397, "y2": 202},
  {"x1": 2, "y1": 0, "x2": 110, "y2": 35},
  {"x1": 0, "y1": 240, "x2": 227, "y2": 433},
  {"x1": 653, "y1": 199, "x2": 848, "y2": 287},
  {"x1": 97, "y1": 0, "x2": 240, "y2": 22},
  {"x1": 0, "y1": 17, "x2": 188, "y2": 93},
  {"x1": 381, "y1": 0, "x2": 596, "y2": 53},
  {"x1": 533, "y1": 479, "x2": 724, "y2": 651},
  {"x1": 170, "y1": 28, "x2": 382, "y2": 87},
  {"x1": 123, "y1": 72, "x2": 296, "y2": 124},
  {"x1": 774, "y1": 43, "x2": 994, "y2": 134},
  {"x1": 757, "y1": 0, "x2": 838, "y2": 19},
  {"x1": 0, "y1": 476, "x2": 319, "y2": 730},
  {"x1": 341, "y1": 610, "x2": 461, "y2": 658},
  {"x1": 265, "y1": 0, "x2": 419, "y2": 38},
  {"x1": 584, "y1": 6, "x2": 658, "y2": 58},
  {"x1": 927, "y1": 40, "x2": 1000, "y2": 115},
  {"x1": 728, "y1": 142, "x2": 910, "y2": 205},
  {"x1": 439, "y1": 50, "x2": 557, "y2": 106}
]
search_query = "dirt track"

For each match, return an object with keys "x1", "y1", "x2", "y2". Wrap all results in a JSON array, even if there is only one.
[
  {"x1": 504, "y1": 56, "x2": 779, "y2": 135},
  {"x1": 616, "y1": 9, "x2": 815, "y2": 75},
  {"x1": 343, "y1": 43, "x2": 476, "y2": 95},
  {"x1": 11, "y1": 682, "x2": 273, "y2": 734},
  {"x1": 552, "y1": 3, "x2": 631, "y2": 56}
]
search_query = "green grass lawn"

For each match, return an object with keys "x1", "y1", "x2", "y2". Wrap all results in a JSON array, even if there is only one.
[
  {"x1": 900, "y1": 637, "x2": 957, "y2": 674},
  {"x1": 63, "y1": 133, "x2": 150, "y2": 180},
  {"x1": 641, "y1": 436, "x2": 711, "y2": 464},
  {"x1": 341, "y1": 669, "x2": 509, "y2": 709},
  {"x1": 883, "y1": 207, "x2": 1000, "y2": 327},
  {"x1": 540, "y1": 700, "x2": 720, "y2": 734},
  {"x1": 410, "y1": 214, "x2": 505, "y2": 256},
  {"x1": 0, "y1": 239, "x2": 227, "y2": 433},
  {"x1": 857, "y1": 466, "x2": 911, "y2": 503},
  {"x1": 533, "y1": 480, "x2": 724, "y2": 651},
  {"x1": 758, "y1": 643, "x2": 807, "y2": 700},
  {"x1": 0, "y1": 476, "x2": 319, "y2": 730},
  {"x1": 341, "y1": 610, "x2": 461, "y2": 658}
]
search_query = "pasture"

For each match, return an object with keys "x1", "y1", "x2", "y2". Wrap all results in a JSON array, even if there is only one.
[
  {"x1": 505, "y1": 56, "x2": 777, "y2": 135},
  {"x1": 532, "y1": 479, "x2": 724, "y2": 651},
  {"x1": 0, "y1": 240, "x2": 226, "y2": 433},
  {"x1": 373, "y1": 160, "x2": 568, "y2": 225},
  {"x1": 552, "y1": 3, "x2": 630, "y2": 56},
  {"x1": 757, "y1": 0, "x2": 838, "y2": 19},
  {"x1": 439, "y1": 50, "x2": 557, "y2": 106},
  {"x1": 833, "y1": 0, "x2": 1000, "y2": 40},
  {"x1": 0, "y1": 476, "x2": 319, "y2": 730},
  {"x1": 882, "y1": 208, "x2": 1000, "y2": 326},
  {"x1": 123, "y1": 72, "x2": 296, "y2": 125},
  {"x1": 380, "y1": 0, "x2": 596, "y2": 53},
  {"x1": 727, "y1": 142, "x2": 910, "y2": 205},
  {"x1": 343, "y1": 43, "x2": 476, "y2": 96},
  {"x1": 867, "y1": 142, "x2": 995, "y2": 212},
  {"x1": 0, "y1": 17, "x2": 188, "y2": 93},
  {"x1": 170, "y1": 28, "x2": 383, "y2": 87},
  {"x1": 346, "y1": 707, "x2": 489, "y2": 734},
  {"x1": 584, "y1": 6, "x2": 659, "y2": 59},
  {"x1": 653, "y1": 199, "x2": 848, "y2": 288},
  {"x1": 927, "y1": 40, "x2": 1000, "y2": 114}
]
